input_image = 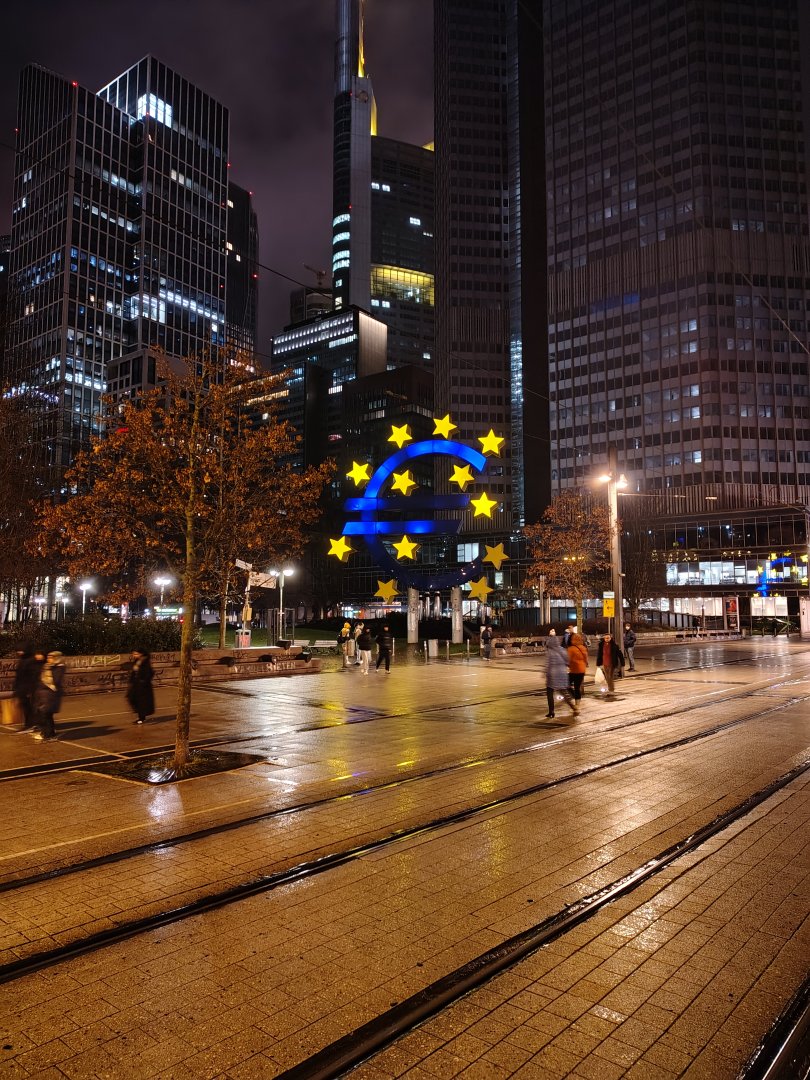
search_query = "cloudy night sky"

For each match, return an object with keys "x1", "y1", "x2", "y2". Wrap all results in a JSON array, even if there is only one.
[{"x1": 0, "y1": 0, "x2": 434, "y2": 358}]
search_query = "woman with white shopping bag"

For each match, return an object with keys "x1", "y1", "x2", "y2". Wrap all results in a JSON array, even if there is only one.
[{"x1": 596, "y1": 634, "x2": 623, "y2": 698}]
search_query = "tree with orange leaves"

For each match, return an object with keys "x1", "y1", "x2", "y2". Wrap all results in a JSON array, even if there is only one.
[
  {"x1": 523, "y1": 488, "x2": 611, "y2": 630},
  {"x1": 36, "y1": 358, "x2": 333, "y2": 771}
]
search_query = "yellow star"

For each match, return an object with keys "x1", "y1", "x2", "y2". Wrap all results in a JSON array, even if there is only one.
[
  {"x1": 466, "y1": 577, "x2": 493, "y2": 602},
  {"x1": 390, "y1": 469, "x2": 416, "y2": 495},
  {"x1": 483, "y1": 543, "x2": 509, "y2": 570},
  {"x1": 388, "y1": 423, "x2": 413, "y2": 449},
  {"x1": 392, "y1": 535, "x2": 419, "y2": 560},
  {"x1": 478, "y1": 429, "x2": 505, "y2": 456},
  {"x1": 471, "y1": 492, "x2": 498, "y2": 518},
  {"x1": 328, "y1": 536, "x2": 353, "y2": 562},
  {"x1": 449, "y1": 464, "x2": 475, "y2": 490},
  {"x1": 374, "y1": 579, "x2": 399, "y2": 603},
  {"x1": 433, "y1": 414, "x2": 457, "y2": 439},
  {"x1": 346, "y1": 460, "x2": 371, "y2": 486}
]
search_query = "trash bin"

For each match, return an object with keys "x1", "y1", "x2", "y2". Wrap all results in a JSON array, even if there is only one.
[{"x1": 235, "y1": 630, "x2": 252, "y2": 648}]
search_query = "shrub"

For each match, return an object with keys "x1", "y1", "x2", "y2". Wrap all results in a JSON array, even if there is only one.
[{"x1": 0, "y1": 615, "x2": 200, "y2": 657}]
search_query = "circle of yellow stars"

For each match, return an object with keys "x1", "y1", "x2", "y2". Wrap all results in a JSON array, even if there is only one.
[{"x1": 334, "y1": 417, "x2": 508, "y2": 579}]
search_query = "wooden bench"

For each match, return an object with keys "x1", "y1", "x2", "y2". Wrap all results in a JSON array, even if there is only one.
[{"x1": 310, "y1": 640, "x2": 338, "y2": 651}]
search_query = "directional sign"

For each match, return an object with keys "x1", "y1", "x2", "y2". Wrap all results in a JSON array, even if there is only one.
[{"x1": 235, "y1": 559, "x2": 252, "y2": 570}]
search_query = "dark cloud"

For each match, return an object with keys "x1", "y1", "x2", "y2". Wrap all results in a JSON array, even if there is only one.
[{"x1": 0, "y1": 0, "x2": 433, "y2": 356}]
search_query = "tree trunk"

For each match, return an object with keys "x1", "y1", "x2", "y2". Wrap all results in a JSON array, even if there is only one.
[
  {"x1": 174, "y1": 562, "x2": 196, "y2": 771},
  {"x1": 576, "y1": 599, "x2": 584, "y2": 632}
]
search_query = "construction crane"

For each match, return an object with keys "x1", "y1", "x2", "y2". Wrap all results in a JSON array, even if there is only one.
[{"x1": 303, "y1": 264, "x2": 329, "y2": 289}]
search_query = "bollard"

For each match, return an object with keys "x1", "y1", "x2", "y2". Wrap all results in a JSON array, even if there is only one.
[
  {"x1": 423, "y1": 640, "x2": 428, "y2": 662},
  {"x1": 446, "y1": 640, "x2": 450, "y2": 661},
  {"x1": 466, "y1": 640, "x2": 470, "y2": 661}
]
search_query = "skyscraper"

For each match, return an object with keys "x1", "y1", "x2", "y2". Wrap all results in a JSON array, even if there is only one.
[
  {"x1": 225, "y1": 181, "x2": 259, "y2": 362},
  {"x1": 332, "y1": 0, "x2": 434, "y2": 370},
  {"x1": 8, "y1": 57, "x2": 255, "y2": 472},
  {"x1": 543, "y1": 0, "x2": 810, "y2": 617},
  {"x1": 434, "y1": 0, "x2": 547, "y2": 531}
]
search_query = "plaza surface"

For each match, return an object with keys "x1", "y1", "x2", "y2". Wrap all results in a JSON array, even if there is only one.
[{"x1": 0, "y1": 637, "x2": 809, "y2": 1079}]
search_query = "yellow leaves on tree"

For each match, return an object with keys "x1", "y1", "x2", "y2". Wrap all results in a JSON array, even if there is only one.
[
  {"x1": 38, "y1": 358, "x2": 333, "y2": 770},
  {"x1": 523, "y1": 489, "x2": 612, "y2": 626}
]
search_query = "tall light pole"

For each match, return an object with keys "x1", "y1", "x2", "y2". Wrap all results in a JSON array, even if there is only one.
[
  {"x1": 79, "y1": 581, "x2": 93, "y2": 617},
  {"x1": 270, "y1": 567, "x2": 295, "y2": 643},
  {"x1": 598, "y1": 446, "x2": 628, "y2": 639}
]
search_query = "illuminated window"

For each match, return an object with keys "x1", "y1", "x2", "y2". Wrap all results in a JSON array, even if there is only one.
[
  {"x1": 409, "y1": 216, "x2": 421, "y2": 226},
  {"x1": 136, "y1": 93, "x2": 173, "y2": 128},
  {"x1": 370, "y1": 265, "x2": 435, "y2": 306}
]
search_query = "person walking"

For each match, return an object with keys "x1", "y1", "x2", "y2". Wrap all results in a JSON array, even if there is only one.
[
  {"x1": 567, "y1": 632, "x2": 589, "y2": 701},
  {"x1": 356, "y1": 625, "x2": 374, "y2": 674},
  {"x1": 126, "y1": 649, "x2": 155, "y2": 725},
  {"x1": 480, "y1": 624, "x2": 493, "y2": 660},
  {"x1": 596, "y1": 634, "x2": 623, "y2": 697},
  {"x1": 544, "y1": 633, "x2": 578, "y2": 719},
  {"x1": 32, "y1": 650, "x2": 66, "y2": 741},
  {"x1": 12, "y1": 646, "x2": 43, "y2": 731},
  {"x1": 337, "y1": 622, "x2": 352, "y2": 667},
  {"x1": 353, "y1": 622, "x2": 364, "y2": 665},
  {"x1": 562, "y1": 625, "x2": 575, "y2": 647},
  {"x1": 623, "y1": 623, "x2": 637, "y2": 671},
  {"x1": 375, "y1": 624, "x2": 394, "y2": 672}
]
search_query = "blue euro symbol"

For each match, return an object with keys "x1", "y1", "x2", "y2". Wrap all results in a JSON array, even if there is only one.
[{"x1": 341, "y1": 439, "x2": 488, "y2": 589}]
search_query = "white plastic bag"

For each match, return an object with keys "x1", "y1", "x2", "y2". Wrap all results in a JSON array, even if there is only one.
[{"x1": 594, "y1": 667, "x2": 606, "y2": 687}]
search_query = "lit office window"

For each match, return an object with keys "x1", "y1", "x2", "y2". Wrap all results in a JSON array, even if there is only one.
[{"x1": 136, "y1": 93, "x2": 173, "y2": 128}]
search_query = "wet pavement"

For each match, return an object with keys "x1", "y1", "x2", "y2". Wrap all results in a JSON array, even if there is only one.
[{"x1": 0, "y1": 637, "x2": 809, "y2": 1078}]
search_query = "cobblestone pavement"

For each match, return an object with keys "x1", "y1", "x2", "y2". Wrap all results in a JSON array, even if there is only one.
[{"x1": 0, "y1": 638, "x2": 808, "y2": 1078}]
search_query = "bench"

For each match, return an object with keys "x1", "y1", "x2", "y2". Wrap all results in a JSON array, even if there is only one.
[{"x1": 310, "y1": 640, "x2": 338, "y2": 651}]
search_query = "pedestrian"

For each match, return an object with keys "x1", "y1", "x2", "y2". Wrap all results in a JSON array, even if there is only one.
[
  {"x1": 32, "y1": 650, "x2": 66, "y2": 741},
  {"x1": 126, "y1": 649, "x2": 155, "y2": 725},
  {"x1": 562, "y1": 625, "x2": 575, "y2": 647},
  {"x1": 375, "y1": 624, "x2": 394, "y2": 672},
  {"x1": 596, "y1": 634, "x2": 623, "y2": 697},
  {"x1": 356, "y1": 624, "x2": 374, "y2": 674},
  {"x1": 12, "y1": 645, "x2": 43, "y2": 731},
  {"x1": 623, "y1": 623, "x2": 637, "y2": 671},
  {"x1": 481, "y1": 624, "x2": 493, "y2": 660},
  {"x1": 353, "y1": 622, "x2": 364, "y2": 665},
  {"x1": 543, "y1": 634, "x2": 578, "y2": 719},
  {"x1": 337, "y1": 622, "x2": 352, "y2": 667},
  {"x1": 567, "y1": 632, "x2": 589, "y2": 701}
]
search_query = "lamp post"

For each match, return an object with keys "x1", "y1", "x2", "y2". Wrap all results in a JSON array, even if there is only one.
[
  {"x1": 154, "y1": 576, "x2": 172, "y2": 614},
  {"x1": 270, "y1": 567, "x2": 295, "y2": 644},
  {"x1": 79, "y1": 581, "x2": 93, "y2": 617},
  {"x1": 598, "y1": 446, "x2": 628, "y2": 639},
  {"x1": 33, "y1": 597, "x2": 46, "y2": 622}
]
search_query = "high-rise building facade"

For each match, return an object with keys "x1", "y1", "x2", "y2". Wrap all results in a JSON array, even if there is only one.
[
  {"x1": 332, "y1": 0, "x2": 435, "y2": 371},
  {"x1": 8, "y1": 57, "x2": 255, "y2": 472},
  {"x1": 543, "y1": 0, "x2": 810, "y2": 617},
  {"x1": 225, "y1": 181, "x2": 258, "y2": 361},
  {"x1": 434, "y1": 0, "x2": 547, "y2": 530}
]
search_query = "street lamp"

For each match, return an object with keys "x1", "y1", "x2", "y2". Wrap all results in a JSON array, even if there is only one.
[
  {"x1": 270, "y1": 567, "x2": 295, "y2": 643},
  {"x1": 56, "y1": 594, "x2": 70, "y2": 620},
  {"x1": 79, "y1": 581, "x2": 94, "y2": 616},
  {"x1": 598, "y1": 446, "x2": 628, "y2": 638},
  {"x1": 154, "y1": 576, "x2": 172, "y2": 612},
  {"x1": 32, "y1": 597, "x2": 46, "y2": 622}
]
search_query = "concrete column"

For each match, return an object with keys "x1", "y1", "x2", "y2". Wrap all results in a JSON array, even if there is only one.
[
  {"x1": 433, "y1": 592, "x2": 442, "y2": 619},
  {"x1": 451, "y1": 586, "x2": 463, "y2": 644},
  {"x1": 407, "y1": 587, "x2": 420, "y2": 644}
]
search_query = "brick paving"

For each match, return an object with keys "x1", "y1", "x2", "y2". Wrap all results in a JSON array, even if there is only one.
[{"x1": 0, "y1": 639, "x2": 808, "y2": 1078}]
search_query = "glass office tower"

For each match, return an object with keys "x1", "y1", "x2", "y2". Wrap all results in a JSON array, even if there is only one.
[{"x1": 8, "y1": 57, "x2": 236, "y2": 474}]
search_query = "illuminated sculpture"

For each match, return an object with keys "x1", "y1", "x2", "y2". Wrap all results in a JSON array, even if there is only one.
[{"x1": 328, "y1": 415, "x2": 509, "y2": 591}]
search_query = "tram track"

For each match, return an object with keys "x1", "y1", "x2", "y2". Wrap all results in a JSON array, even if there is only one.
[
  {"x1": 0, "y1": 652, "x2": 802, "y2": 788},
  {"x1": 271, "y1": 759, "x2": 810, "y2": 1080},
  {"x1": 0, "y1": 688, "x2": 806, "y2": 986},
  {"x1": 1, "y1": 669, "x2": 807, "y2": 893}
]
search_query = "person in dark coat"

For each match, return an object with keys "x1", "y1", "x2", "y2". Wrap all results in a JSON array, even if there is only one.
[
  {"x1": 596, "y1": 634, "x2": 623, "y2": 696},
  {"x1": 375, "y1": 625, "x2": 394, "y2": 672},
  {"x1": 544, "y1": 634, "x2": 579, "y2": 719},
  {"x1": 356, "y1": 625, "x2": 374, "y2": 674},
  {"x1": 126, "y1": 649, "x2": 155, "y2": 725},
  {"x1": 623, "y1": 623, "x2": 637, "y2": 671},
  {"x1": 13, "y1": 646, "x2": 43, "y2": 731},
  {"x1": 32, "y1": 651, "x2": 66, "y2": 741},
  {"x1": 480, "y1": 625, "x2": 493, "y2": 660}
]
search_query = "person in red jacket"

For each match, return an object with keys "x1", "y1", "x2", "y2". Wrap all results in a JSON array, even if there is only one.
[{"x1": 566, "y1": 633, "x2": 589, "y2": 701}]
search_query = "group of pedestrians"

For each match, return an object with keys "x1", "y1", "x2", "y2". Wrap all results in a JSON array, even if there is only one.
[
  {"x1": 11, "y1": 646, "x2": 155, "y2": 742},
  {"x1": 336, "y1": 622, "x2": 394, "y2": 673},
  {"x1": 543, "y1": 622, "x2": 637, "y2": 719}
]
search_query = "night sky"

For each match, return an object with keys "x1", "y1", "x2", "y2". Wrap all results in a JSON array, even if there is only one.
[{"x1": 0, "y1": 0, "x2": 434, "y2": 357}]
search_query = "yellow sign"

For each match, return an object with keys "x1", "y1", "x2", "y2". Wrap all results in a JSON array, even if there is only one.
[{"x1": 603, "y1": 599, "x2": 615, "y2": 618}]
